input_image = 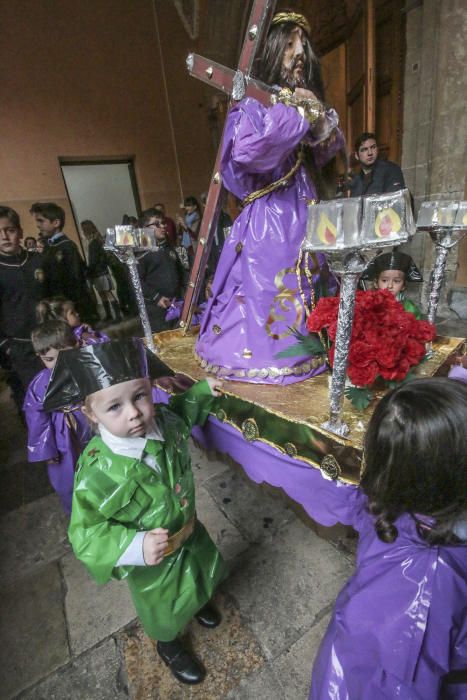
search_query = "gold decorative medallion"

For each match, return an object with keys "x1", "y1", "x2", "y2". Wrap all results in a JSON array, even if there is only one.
[
  {"x1": 320, "y1": 454, "x2": 341, "y2": 480},
  {"x1": 216, "y1": 409, "x2": 227, "y2": 422},
  {"x1": 212, "y1": 324, "x2": 221, "y2": 335},
  {"x1": 241, "y1": 418, "x2": 259, "y2": 442},
  {"x1": 235, "y1": 242, "x2": 243, "y2": 254},
  {"x1": 284, "y1": 442, "x2": 298, "y2": 458},
  {"x1": 242, "y1": 348, "x2": 252, "y2": 359}
]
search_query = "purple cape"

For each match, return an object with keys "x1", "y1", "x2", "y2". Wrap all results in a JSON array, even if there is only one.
[
  {"x1": 23, "y1": 368, "x2": 92, "y2": 514},
  {"x1": 196, "y1": 97, "x2": 344, "y2": 384},
  {"x1": 306, "y1": 475, "x2": 467, "y2": 700}
]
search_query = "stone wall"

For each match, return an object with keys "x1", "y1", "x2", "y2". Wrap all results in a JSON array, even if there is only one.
[{"x1": 401, "y1": 0, "x2": 467, "y2": 318}]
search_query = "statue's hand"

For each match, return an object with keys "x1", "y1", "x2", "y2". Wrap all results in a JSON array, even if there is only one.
[{"x1": 294, "y1": 87, "x2": 318, "y2": 101}]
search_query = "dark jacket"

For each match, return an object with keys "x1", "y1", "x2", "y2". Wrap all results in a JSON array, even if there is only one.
[
  {"x1": 137, "y1": 244, "x2": 183, "y2": 305},
  {"x1": 87, "y1": 238, "x2": 109, "y2": 279},
  {"x1": 40, "y1": 233, "x2": 88, "y2": 302},
  {"x1": 350, "y1": 158, "x2": 405, "y2": 197},
  {"x1": 0, "y1": 249, "x2": 44, "y2": 396},
  {"x1": 0, "y1": 249, "x2": 44, "y2": 346}
]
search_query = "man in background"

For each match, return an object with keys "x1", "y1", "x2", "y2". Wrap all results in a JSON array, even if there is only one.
[
  {"x1": 350, "y1": 132, "x2": 405, "y2": 196},
  {"x1": 153, "y1": 202, "x2": 176, "y2": 247}
]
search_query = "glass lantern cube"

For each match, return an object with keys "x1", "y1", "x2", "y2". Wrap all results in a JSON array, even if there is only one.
[
  {"x1": 303, "y1": 188, "x2": 415, "y2": 253},
  {"x1": 105, "y1": 226, "x2": 158, "y2": 249},
  {"x1": 454, "y1": 202, "x2": 467, "y2": 228},
  {"x1": 416, "y1": 201, "x2": 461, "y2": 229}
]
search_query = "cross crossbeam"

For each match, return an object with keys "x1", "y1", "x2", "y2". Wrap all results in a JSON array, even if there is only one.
[{"x1": 180, "y1": 0, "x2": 278, "y2": 329}]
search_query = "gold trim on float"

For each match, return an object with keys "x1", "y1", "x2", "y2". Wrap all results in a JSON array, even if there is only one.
[
  {"x1": 320, "y1": 454, "x2": 342, "y2": 480},
  {"x1": 194, "y1": 348, "x2": 323, "y2": 379}
]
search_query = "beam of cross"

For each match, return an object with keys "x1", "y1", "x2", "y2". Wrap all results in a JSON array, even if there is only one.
[{"x1": 180, "y1": 0, "x2": 279, "y2": 330}]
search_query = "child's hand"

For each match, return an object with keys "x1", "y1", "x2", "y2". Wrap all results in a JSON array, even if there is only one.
[
  {"x1": 143, "y1": 528, "x2": 169, "y2": 565},
  {"x1": 206, "y1": 377, "x2": 223, "y2": 396}
]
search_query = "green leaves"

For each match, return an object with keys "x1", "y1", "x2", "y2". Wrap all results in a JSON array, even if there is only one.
[
  {"x1": 344, "y1": 386, "x2": 373, "y2": 410},
  {"x1": 274, "y1": 330, "x2": 326, "y2": 359}
]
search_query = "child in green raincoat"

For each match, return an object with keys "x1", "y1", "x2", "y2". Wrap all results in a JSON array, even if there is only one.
[{"x1": 44, "y1": 338, "x2": 227, "y2": 685}]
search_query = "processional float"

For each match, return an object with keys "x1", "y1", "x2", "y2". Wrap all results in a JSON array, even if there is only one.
[{"x1": 104, "y1": 0, "x2": 465, "y2": 493}]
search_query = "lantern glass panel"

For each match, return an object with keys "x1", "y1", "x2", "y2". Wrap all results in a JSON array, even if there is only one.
[
  {"x1": 361, "y1": 189, "x2": 413, "y2": 245},
  {"x1": 417, "y1": 201, "x2": 458, "y2": 228}
]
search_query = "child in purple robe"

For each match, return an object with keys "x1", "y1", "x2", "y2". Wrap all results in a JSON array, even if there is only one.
[
  {"x1": 23, "y1": 320, "x2": 92, "y2": 514},
  {"x1": 36, "y1": 297, "x2": 109, "y2": 346},
  {"x1": 306, "y1": 377, "x2": 466, "y2": 700}
]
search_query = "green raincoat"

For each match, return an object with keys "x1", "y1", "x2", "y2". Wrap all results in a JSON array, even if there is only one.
[
  {"x1": 68, "y1": 380, "x2": 227, "y2": 641},
  {"x1": 401, "y1": 296, "x2": 422, "y2": 320}
]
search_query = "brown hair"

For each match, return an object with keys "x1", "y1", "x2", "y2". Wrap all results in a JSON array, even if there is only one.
[
  {"x1": 0, "y1": 205, "x2": 21, "y2": 229},
  {"x1": 36, "y1": 297, "x2": 74, "y2": 324},
  {"x1": 30, "y1": 202, "x2": 65, "y2": 228},
  {"x1": 31, "y1": 320, "x2": 76, "y2": 355}
]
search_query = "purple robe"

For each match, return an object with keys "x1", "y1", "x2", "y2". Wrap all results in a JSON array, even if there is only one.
[
  {"x1": 306, "y1": 474, "x2": 467, "y2": 700},
  {"x1": 23, "y1": 368, "x2": 92, "y2": 514},
  {"x1": 73, "y1": 324, "x2": 110, "y2": 346},
  {"x1": 196, "y1": 97, "x2": 344, "y2": 384}
]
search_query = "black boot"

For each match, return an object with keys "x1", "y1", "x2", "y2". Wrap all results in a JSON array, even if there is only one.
[
  {"x1": 195, "y1": 602, "x2": 221, "y2": 628},
  {"x1": 156, "y1": 639, "x2": 205, "y2": 685},
  {"x1": 102, "y1": 300, "x2": 112, "y2": 321}
]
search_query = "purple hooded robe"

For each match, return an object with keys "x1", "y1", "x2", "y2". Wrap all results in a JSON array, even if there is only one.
[
  {"x1": 306, "y1": 473, "x2": 467, "y2": 700},
  {"x1": 23, "y1": 368, "x2": 92, "y2": 514},
  {"x1": 196, "y1": 97, "x2": 344, "y2": 384}
]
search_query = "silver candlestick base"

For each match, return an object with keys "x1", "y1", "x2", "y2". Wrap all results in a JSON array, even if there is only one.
[
  {"x1": 105, "y1": 242, "x2": 157, "y2": 355},
  {"x1": 322, "y1": 251, "x2": 367, "y2": 437}
]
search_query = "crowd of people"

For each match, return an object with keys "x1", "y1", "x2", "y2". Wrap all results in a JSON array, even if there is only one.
[{"x1": 1, "y1": 9, "x2": 465, "y2": 700}]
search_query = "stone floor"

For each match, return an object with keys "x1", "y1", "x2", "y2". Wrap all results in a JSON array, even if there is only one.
[
  {"x1": 1, "y1": 314, "x2": 465, "y2": 700},
  {"x1": 0, "y1": 382, "x2": 356, "y2": 700}
]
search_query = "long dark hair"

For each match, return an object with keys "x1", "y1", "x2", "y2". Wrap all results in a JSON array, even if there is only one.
[
  {"x1": 256, "y1": 23, "x2": 339, "y2": 198},
  {"x1": 257, "y1": 23, "x2": 325, "y2": 100},
  {"x1": 360, "y1": 378, "x2": 467, "y2": 545}
]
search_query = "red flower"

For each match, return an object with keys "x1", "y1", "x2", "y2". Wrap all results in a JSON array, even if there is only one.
[
  {"x1": 348, "y1": 340, "x2": 375, "y2": 366},
  {"x1": 348, "y1": 361, "x2": 379, "y2": 386},
  {"x1": 307, "y1": 289, "x2": 432, "y2": 388}
]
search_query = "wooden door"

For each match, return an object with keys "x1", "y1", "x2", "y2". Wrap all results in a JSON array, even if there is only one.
[
  {"x1": 374, "y1": 0, "x2": 405, "y2": 162},
  {"x1": 345, "y1": 0, "x2": 375, "y2": 154}
]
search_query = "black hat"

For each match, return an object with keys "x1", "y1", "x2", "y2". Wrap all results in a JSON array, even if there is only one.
[
  {"x1": 44, "y1": 338, "x2": 174, "y2": 411},
  {"x1": 361, "y1": 250, "x2": 422, "y2": 282}
]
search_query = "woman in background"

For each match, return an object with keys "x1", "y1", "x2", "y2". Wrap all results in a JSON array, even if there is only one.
[{"x1": 81, "y1": 220, "x2": 121, "y2": 322}]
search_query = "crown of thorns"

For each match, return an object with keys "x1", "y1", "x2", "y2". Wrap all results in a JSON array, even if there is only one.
[{"x1": 270, "y1": 12, "x2": 311, "y2": 36}]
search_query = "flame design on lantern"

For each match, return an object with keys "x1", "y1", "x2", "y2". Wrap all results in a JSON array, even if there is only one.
[
  {"x1": 117, "y1": 232, "x2": 135, "y2": 246},
  {"x1": 374, "y1": 208, "x2": 401, "y2": 238},
  {"x1": 317, "y1": 213, "x2": 337, "y2": 245}
]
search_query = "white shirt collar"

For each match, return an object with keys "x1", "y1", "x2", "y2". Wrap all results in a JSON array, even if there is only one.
[{"x1": 98, "y1": 421, "x2": 164, "y2": 460}]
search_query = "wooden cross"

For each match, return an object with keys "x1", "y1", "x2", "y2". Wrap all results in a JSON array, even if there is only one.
[{"x1": 180, "y1": 0, "x2": 279, "y2": 329}]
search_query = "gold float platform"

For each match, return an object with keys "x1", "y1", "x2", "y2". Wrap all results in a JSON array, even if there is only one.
[{"x1": 154, "y1": 329, "x2": 464, "y2": 484}]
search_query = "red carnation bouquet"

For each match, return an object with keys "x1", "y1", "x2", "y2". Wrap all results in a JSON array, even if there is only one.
[{"x1": 306, "y1": 289, "x2": 436, "y2": 408}]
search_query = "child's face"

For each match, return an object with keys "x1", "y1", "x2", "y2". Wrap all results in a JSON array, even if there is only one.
[
  {"x1": 39, "y1": 345, "x2": 75, "y2": 369},
  {"x1": 85, "y1": 378, "x2": 154, "y2": 438},
  {"x1": 0, "y1": 217, "x2": 22, "y2": 256},
  {"x1": 65, "y1": 305, "x2": 80, "y2": 328},
  {"x1": 39, "y1": 348, "x2": 60, "y2": 369},
  {"x1": 377, "y1": 269, "x2": 405, "y2": 296}
]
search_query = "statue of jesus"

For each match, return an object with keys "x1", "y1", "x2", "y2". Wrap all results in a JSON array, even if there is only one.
[{"x1": 196, "y1": 11, "x2": 345, "y2": 385}]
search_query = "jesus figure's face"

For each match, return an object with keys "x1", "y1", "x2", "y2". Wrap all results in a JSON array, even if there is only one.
[{"x1": 281, "y1": 26, "x2": 306, "y2": 88}]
